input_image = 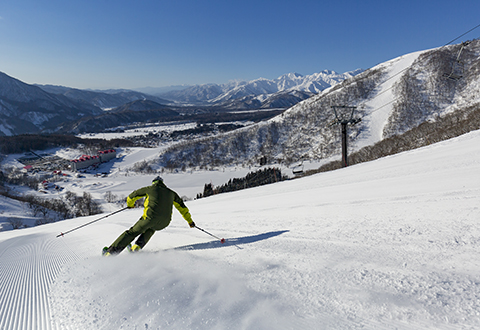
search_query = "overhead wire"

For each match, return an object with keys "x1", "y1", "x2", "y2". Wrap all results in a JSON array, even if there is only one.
[
  {"x1": 331, "y1": 22, "x2": 480, "y2": 120},
  {"x1": 286, "y1": 23, "x2": 480, "y2": 171},
  {"x1": 443, "y1": 23, "x2": 480, "y2": 47},
  {"x1": 308, "y1": 22, "x2": 480, "y2": 171}
]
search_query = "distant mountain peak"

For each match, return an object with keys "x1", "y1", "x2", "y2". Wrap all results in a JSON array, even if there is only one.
[
  {"x1": 160, "y1": 69, "x2": 363, "y2": 105},
  {"x1": 276, "y1": 72, "x2": 304, "y2": 80}
]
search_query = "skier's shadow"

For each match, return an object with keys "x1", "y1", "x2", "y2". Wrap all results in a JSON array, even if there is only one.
[{"x1": 171, "y1": 230, "x2": 289, "y2": 251}]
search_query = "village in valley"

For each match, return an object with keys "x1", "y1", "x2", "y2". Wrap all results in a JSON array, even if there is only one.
[{"x1": 16, "y1": 148, "x2": 117, "y2": 192}]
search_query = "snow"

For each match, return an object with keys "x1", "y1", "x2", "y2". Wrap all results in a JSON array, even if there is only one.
[
  {"x1": 2, "y1": 129, "x2": 480, "y2": 329},
  {"x1": 0, "y1": 123, "x2": 14, "y2": 136},
  {"x1": 355, "y1": 51, "x2": 424, "y2": 150},
  {"x1": 1, "y1": 153, "x2": 27, "y2": 169},
  {"x1": 172, "y1": 69, "x2": 363, "y2": 104},
  {"x1": 0, "y1": 195, "x2": 37, "y2": 230},
  {"x1": 25, "y1": 111, "x2": 55, "y2": 126},
  {"x1": 54, "y1": 146, "x2": 261, "y2": 200}
]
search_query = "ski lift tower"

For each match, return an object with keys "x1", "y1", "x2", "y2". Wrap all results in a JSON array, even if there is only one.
[{"x1": 331, "y1": 106, "x2": 361, "y2": 167}]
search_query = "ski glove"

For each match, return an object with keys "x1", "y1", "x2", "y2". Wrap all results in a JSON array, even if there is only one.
[
  {"x1": 126, "y1": 196, "x2": 136, "y2": 208},
  {"x1": 189, "y1": 221, "x2": 196, "y2": 228}
]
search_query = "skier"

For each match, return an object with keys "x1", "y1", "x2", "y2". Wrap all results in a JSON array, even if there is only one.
[{"x1": 103, "y1": 176, "x2": 195, "y2": 256}]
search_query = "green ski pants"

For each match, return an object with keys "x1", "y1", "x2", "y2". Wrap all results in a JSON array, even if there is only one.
[{"x1": 109, "y1": 216, "x2": 167, "y2": 253}]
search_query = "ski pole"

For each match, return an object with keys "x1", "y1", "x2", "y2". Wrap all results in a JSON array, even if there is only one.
[
  {"x1": 195, "y1": 226, "x2": 242, "y2": 249},
  {"x1": 195, "y1": 225, "x2": 226, "y2": 244},
  {"x1": 56, "y1": 207, "x2": 129, "y2": 238}
]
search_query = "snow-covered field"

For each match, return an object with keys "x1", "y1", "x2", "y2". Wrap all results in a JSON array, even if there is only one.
[
  {"x1": 77, "y1": 122, "x2": 199, "y2": 140},
  {"x1": 2, "y1": 129, "x2": 480, "y2": 329}
]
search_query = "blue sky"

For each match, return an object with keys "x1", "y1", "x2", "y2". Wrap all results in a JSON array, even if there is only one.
[{"x1": 1, "y1": 0, "x2": 479, "y2": 90}]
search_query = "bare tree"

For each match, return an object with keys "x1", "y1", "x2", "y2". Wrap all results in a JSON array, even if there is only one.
[
  {"x1": 77, "y1": 192, "x2": 102, "y2": 216},
  {"x1": 8, "y1": 217, "x2": 23, "y2": 229},
  {"x1": 104, "y1": 191, "x2": 117, "y2": 203}
]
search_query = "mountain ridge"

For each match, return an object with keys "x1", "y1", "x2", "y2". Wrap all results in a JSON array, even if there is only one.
[
  {"x1": 0, "y1": 68, "x2": 363, "y2": 135},
  {"x1": 0, "y1": 72, "x2": 103, "y2": 136},
  {"x1": 156, "y1": 40, "x2": 480, "y2": 170},
  {"x1": 36, "y1": 84, "x2": 171, "y2": 110},
  {"x1": 159, "y1": 69, "x2": 363, "y2": 105}
]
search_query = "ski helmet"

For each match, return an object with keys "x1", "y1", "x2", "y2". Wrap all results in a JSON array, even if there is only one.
[{"x1": 152, "y1": 176, "x2": 163, "y2": 183}]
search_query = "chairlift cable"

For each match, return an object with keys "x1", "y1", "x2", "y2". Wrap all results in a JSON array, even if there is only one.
[
  {"x1": 357, "y1": 23, "x2": 480, "y2": 119},
  {"x1": 442, "y1": 23, "x2": 480, "y2": 47},
  {"x1": 317, "y1": 23, "x2": 480, "y2": 167},
  {"x1": 323, "y1": 23, "x2": 480, "y2": 123}
]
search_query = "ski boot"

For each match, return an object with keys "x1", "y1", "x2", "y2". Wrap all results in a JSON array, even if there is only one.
[
  {"x1": 127, "y1": 243, "x2": 141, "y2": 253},
  {"x1": 102, "y1": 246, "x2": 112, "y2": 256}
]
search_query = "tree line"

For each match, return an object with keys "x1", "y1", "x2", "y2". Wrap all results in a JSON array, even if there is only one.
[
  {"x1": 197, "y1": 167, "x2": 287, "y2": 199},
  {"x1": 0, "y1": 134, "x2": 133, "y2": 154}
]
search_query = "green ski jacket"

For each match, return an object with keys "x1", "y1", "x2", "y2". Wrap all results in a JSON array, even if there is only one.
[{"x1": 126, "y1": 180, "x2": 193, "y2": 229}]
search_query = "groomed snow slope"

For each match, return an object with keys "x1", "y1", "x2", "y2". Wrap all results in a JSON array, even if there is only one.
[{"x1": 2, "y1": 129, "x2": 480, "y2": 329}]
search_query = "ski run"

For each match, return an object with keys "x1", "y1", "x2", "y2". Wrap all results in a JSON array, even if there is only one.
[{"x1": 2, "y1": 128, "x2": 480, "y2": 329}]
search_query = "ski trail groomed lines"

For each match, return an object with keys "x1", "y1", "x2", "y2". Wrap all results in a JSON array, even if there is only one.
[{"x1": 0, "y1": 234, "x2": 79, "y2": 330}]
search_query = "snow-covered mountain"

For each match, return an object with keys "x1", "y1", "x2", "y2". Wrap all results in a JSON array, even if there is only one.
[
  {"x1": 157, "y1": 40, "x2": 480, "y2": 169},
  {"x1": 37, "y1": 85, "x2": 171, "y2": 110},
  {"x1": 160, "y1": 69, "x2": 363, "y2": 105},
  {"x1": 0, "y1": 69, "x2": 361, "y2": 136},
  {"x1": 0, "y1": 73, "x2": 103, "y2": 136}
]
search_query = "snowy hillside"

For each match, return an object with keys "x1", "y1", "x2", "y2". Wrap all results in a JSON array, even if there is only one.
[
  {"x1": 36, "y1": 85, "x2": 171, "y2": 111},
  {"x1": 0, "y1": 72, "x2": 103, "y2": 136},
  {"x1": 1, "y1": 128, "x2": 480, "y2": 329},
  {"x1": 156, "y1": 40, "x2": 480, "y2": 170},
  {"x1": 0, "y1": 195, "x2": 38, "y2": 231}
]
